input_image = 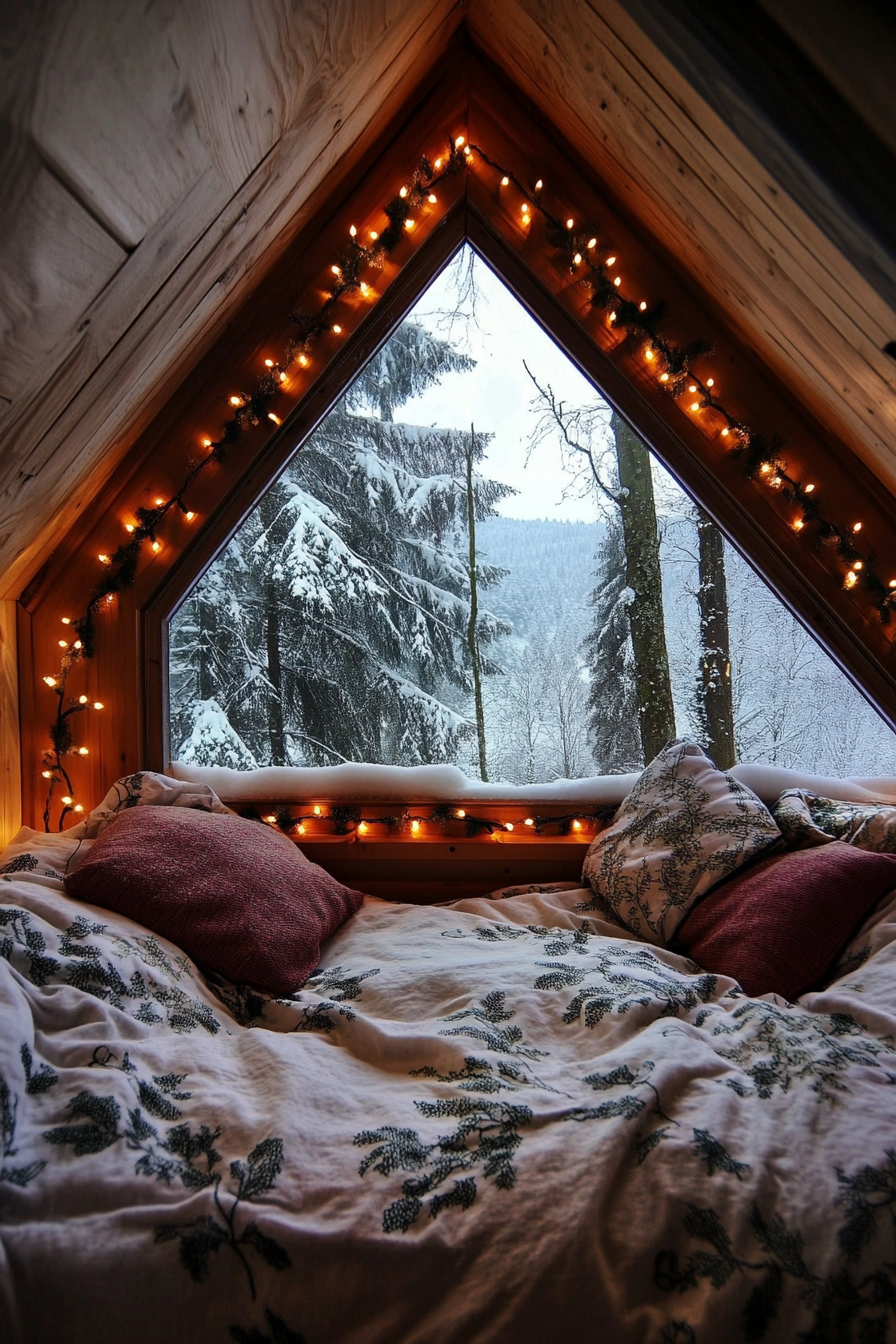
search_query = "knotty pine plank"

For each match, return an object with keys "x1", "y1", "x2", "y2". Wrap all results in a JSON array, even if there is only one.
[
  {"x1": 0, "y1": 0, "x2": 462, "y2": 599},
  {"x1": 469, "y1": 0, "x2": 896, "y2": 494}
]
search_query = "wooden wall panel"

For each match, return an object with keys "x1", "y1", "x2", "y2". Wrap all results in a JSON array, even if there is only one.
[
  {"x1": 467, "y1": 0, "x2": 896, "y2": 499},
  {"x1": 0, "y1": 0, "x2": 462, "y2": 596}
]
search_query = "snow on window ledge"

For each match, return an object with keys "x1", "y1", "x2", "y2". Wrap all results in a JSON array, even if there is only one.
[{"x1": 168, "y1": 759, "x2": 896, "y2": 807}]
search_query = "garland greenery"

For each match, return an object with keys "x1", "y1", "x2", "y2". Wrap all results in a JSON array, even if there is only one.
[{"x1": 39, "y1": 133, "x2": 894, "y2": 830}]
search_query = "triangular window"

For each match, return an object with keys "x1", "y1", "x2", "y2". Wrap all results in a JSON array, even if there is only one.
[{"x1": 168, "y1": 247, "x2": 896, "y2": 780}]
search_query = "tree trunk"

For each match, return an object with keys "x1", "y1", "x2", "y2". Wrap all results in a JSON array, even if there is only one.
[
  {"x1": 466, "y1": 428, "x2": 489, "y2": 781},
  {"x1": 612, "y1": 414, "x2": 676, "y2": 760},
  {"x1": 197, "y1": 598, "x2": 217, "y2": 701},
  {"x1": 694, "y1": 511, "x2": 737, "y2": 768},
  {"x1": 264, "y1": 577, "x2": 287, "y2": 767}
]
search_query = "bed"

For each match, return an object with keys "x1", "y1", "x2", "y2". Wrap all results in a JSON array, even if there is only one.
[{"x1": 3, "y1": 758, "x2": 896, "y2": 1343}]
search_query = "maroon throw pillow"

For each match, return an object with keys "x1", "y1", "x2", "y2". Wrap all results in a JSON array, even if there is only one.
[
  {"x1": 64, "y1": 807, "x2": 366, "y2": 995},
  {"x1": 676, "y1": 841, "x2": 896, "y2": 1000}
]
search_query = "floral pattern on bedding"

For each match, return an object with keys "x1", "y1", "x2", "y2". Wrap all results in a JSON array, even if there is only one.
[
  {"x1": 5, "y1": 830, "x2": 896, "y2": 1342},
  {"x1": 772, "y1": 788, "x2": 896, "y2": 852}
]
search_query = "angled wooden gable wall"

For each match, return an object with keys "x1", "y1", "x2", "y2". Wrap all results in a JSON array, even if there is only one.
[{"x1": 12, "y1": 33, "x2": 896, "y2": 834}]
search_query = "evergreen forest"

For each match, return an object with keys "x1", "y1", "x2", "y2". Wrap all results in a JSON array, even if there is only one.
[{"x1": 169, "y1": 260, "x2": 896, "y2": 783}]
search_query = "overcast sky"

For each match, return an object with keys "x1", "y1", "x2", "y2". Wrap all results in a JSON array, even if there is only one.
[{"x1": 401, "y1": 248, "x2": 613, "y2": 522}]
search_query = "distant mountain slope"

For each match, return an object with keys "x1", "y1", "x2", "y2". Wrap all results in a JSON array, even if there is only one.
[{"x1": 477, "y1": 516, "x2": 604, "y2": 641}]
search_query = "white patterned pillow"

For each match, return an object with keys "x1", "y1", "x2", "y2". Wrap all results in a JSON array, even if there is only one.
[{"x1": 580, "y1": 739, "x2": 781, "y2": 945}]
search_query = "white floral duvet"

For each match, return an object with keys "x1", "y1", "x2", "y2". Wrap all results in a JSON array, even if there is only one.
[{"x1": 2, "y1": 824, "x2": 896, "y2": 1344}]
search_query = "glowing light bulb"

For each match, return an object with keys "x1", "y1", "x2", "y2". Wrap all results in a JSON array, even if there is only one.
[
  {"x1": 853, "y1": 522, "x2": 863, "y2": 533},
  {"x1": 890, "y1": 580, "x2": 896, "y2": 588},
  {"x1": 573, "y1": 253, "x2": 582, "y2": 265},
  {"x1": 61, "y1": 617, "x2": 71, "y2": 624},
  {"x1": 609, "y1": 311, "x2": 617, "y2": 323},
  {"x1": 106, "y1": 594, "x2": 114, "y2": 603},
  {"x1": 42, "y1": 770, "x2": 52, "y2": 778},
  {"x1": 313, "y1": 805, "x2": 321, "y2": 816},
  {"x1": 500, "y1": 176, "x2": 509, "y2": 186},
  {"x1": 454, "y1": 136, "x2": 465, "y2": 148},
  {"x1": 79, "y1": 695, "x2": 88, "y2": 704},
  {"x1": 359, "y1": 281, "x2": 369, "y2": 295},
  {"x1": 760, "y1": 463, "x2": 772, "y2": 475},
  {"x1": 58, "y1": 639, "x2": 67, "y2": 648},
  {"x1": 771, "y1": 476, "x2": 782, "y2": 487},
  {"x1": 521, "y1": 204, "x2": 529, "y2": 215},
  {"x1": 185, "y1": 512, "x2": 196, "y2": 522},
  {"x1": 297, "y1": 823, "x2": 306, "y2": 835},
  {"x1": 279, "y1": 372, "x2": 287, "y2": 382},
  {"x1": 646, "y1": 349, "x2": 655, "y2": 361},
  {"x1": 845, "y1": 571, "x2": 857, "y2": 588},
  {"x1": 456, "y1": 809, "x2": 466, "y2": 818},
  {"x1": 428, "y1": 193, "x2": 437, "y2": 204},
  {"x1": 229, "y1": 396, "x2": 241, "y2": 407},
  {"x1": 264, "y1": 814, "x2": 276, "y2": 824},
  {"x1": 660, "y1": 372, "x2": 669, "y2": 382},
  {"x1": 265, "y1": 358, "x2": 274, "y2": 367},
  {"x1": 350, "y1": 225, "x2": 357, "y2": 237},
  {"x1": 61, "y1": 796, "x2": 73, "y2": 807},
  {"x1": 587, "y1": 237, "x2": 597, "y2": 249},
  {"x1": 613, "y1": 277, "x2": 621, "y2": 287},
  {"x1": 639, "y1": 301, "x2": 647, "y2": 311},
  {"x1": 707, "y1": 378, "x2": 714, "y2": 387},
  {"x1": 691, "y1": 402, "x2": 700, "y2": 412},
  {"x1": 202, "y1": 438, "x2": 212, "y2": 448},
  {"x1": 299, "y1": 355, "x2": 308, "y2": 367},
  {"x1": 566, "y1": 218, "x2": 574, "y2": 229},
  {"x1": 98, "y1": 554, "x2": 109, "y2": 564},
  {"x1": 535, "y1": 179, "x2": 543, "y2": 190},
  {"x1": 794, "y1": 519, "x2": 804, "y2": 531},
  {"x1": 369, "y1": 230, "x2": 378, "y2": 240},
  {"x1": 399, "y1": 186, "x2": 408, "y2": 198},
  {"x1": 155, "y1": 498, "x2": 165, "y2": 506},
  {"x1": 524, "y1": 818, "x2": 534, "y2": 827},
  {"x1": 505, "y1": 822, "x2": 514, "y2": 832},
  {"x1": 854, "y1": 561, "x2": 863, "y2": 570},
  {"x1": 152, "y1": 541, "x2": 161, "y2": 552},
  {"x1": 606, "y1": 255, "x2": 616, "y2": 266},
  {"x1": 125, "y1": 524, "x2": 135, "y2": 534},
  {"x1": 73, "y1": 640, "x2": 82, "y2": 650},
  {"x1": 74, "y1": 805, "x2": 84, "y2": 814},
  {"x1": 358, "y1": 822, "x2": 369, "y2": 835},
  {"x1": 411, "y1": 819, "x2": 420, "y2": 833},
  {"x1": 572, "y1": 820, "x2": 582, "y2": 831},
  {"x1": 268, "y1": 413, "x2": 281, "y2": 425},
  {"x1": 404, "y1": 219, "x2": 414, "y2": 231},
  {"x1": 331, "y1": 264, "x2": 341, "y2": 275},
  {"x1": 688, "y1": 384, "x2": 697, "y2": 393},
  {"x1": 78, "y1": 747, "x2": 88, "y2": 756},
  {"x1": 805, "y1": 483, "x2": 815, "y2": 493},
  {"x1": 94, "y1": 702, "x2": 103, "y2": 710},
  {"x1": 332, "y1": 324, "x2": 342, "y2": 334},
  {"x1": 434, "y1": 158, "x2": 442, "y2": 170},
  {"x1": 463, "y1": 146, "x2": 471, "y2": 157},
  {"x1": 721, "y1": 427, "x2": 729, "y2": 436}
]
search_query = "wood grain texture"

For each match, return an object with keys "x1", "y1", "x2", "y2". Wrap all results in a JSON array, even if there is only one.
[
  {"x1": 31, "y1": 0, "x2": 214, "y2": 248},
  {"x1": 0, "y1": 601, "x2": 22, "y2": 847},
  {"x1": 468, "y1": 0, "x2": 896, "y2": 496},
  {"x1": 0, "y1": 0, "x2": 462, "y2": 597}
]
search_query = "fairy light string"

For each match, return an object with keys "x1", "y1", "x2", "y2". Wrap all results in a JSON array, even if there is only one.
[
  {"x1": 39, "y1": 132, "x2": 895, "y2": 828},
  {"x1": 250, "y1": 803, "x2": 616, "y2": 838}
]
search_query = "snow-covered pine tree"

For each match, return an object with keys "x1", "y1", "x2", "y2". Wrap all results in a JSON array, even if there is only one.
[
  {"x1": 170, "y1": 320, "x2": 513, "y2": 768},
  {"x1": 585, "y1": 516, "x2": 643, "y2": 773}
]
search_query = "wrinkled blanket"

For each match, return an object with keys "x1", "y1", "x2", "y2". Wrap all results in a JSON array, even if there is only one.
[{"x1": 2, "y1": 826, "x2": 896, "y2": 1343}]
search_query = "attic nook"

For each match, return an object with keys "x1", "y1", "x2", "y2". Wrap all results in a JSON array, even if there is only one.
[{"x1": 6, "y1": 6, "x2": 896, "y2": 1342}]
